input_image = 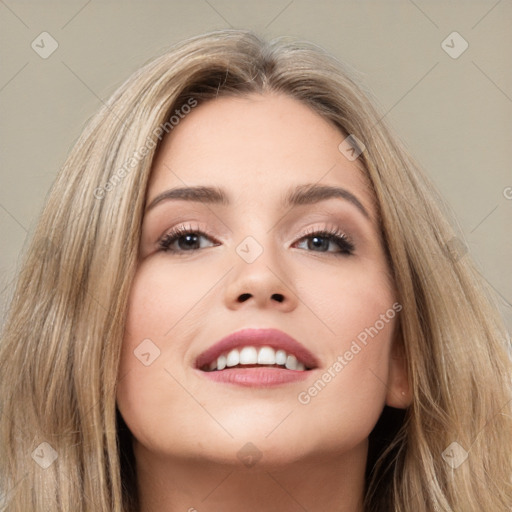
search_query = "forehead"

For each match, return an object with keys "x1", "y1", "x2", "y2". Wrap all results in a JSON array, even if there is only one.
[{"x1": 146, "y1": 92, "x2": 376, "y2": 220}]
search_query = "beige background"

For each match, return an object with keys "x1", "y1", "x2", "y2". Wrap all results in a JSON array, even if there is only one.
[{"x1": 1, "y1": 1, "x2": 511, "y2": 331}]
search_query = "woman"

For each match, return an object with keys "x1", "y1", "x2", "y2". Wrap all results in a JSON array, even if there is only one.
[{"x1": 1, "y1": 29, "x2": 510, "y2": 512}]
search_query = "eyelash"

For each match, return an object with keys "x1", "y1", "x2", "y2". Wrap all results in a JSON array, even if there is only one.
[{"x1": 158, "y1": 223, "x2": 355, "y2": 256}]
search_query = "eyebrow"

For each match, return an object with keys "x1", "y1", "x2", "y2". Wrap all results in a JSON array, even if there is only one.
[{"x1": 145, "y1": 183, "x2": 370, "y2": 219}]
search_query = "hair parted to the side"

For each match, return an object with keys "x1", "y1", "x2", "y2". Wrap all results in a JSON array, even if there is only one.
[{"x1": 0, "y1": 29, "x2": 510, "y2": 512}]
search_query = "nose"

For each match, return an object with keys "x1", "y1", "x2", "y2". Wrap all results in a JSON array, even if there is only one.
[{"x1": 223, "y1": 242, "x2": 298, "y2": 312}]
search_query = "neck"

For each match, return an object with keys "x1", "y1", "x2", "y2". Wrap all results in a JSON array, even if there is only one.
[{"x1": 134, "y1": 440, "x2": 367, "y2": 512}]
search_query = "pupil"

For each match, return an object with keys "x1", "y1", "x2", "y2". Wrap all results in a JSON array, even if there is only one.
[
  {"x1": 311, "y1": 236, "x2": 327, "y2": 251},
  {"x1": 180, "y1": 234, "x2": 198, "y2": 250}
]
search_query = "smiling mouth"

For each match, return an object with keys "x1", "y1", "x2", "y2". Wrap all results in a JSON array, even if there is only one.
[{"x1": 200, "y1": 345, "x2": 312, "y2": 372}]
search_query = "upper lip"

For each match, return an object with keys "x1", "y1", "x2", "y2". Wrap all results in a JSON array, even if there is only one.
[{"x1": 195, "y1": 328, "x2": 319, "y2": 370}]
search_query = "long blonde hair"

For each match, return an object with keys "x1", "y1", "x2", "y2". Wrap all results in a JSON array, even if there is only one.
[{"x1": 1, "y1": 29, "x2": 510, "y2": 512}]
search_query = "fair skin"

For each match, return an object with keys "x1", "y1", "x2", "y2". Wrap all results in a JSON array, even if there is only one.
[{"x1": 116, "y1": 92, "x2": 410, "y2": 511}]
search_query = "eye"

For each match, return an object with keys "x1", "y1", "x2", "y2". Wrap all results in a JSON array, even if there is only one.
[
  {"x1": 158, "y1": 224, "x2": 218, "y2": 254},
  {"x1": 157, "y1": 224, "x2": 355, "y2": 256},
  {"x1": 294, "y1": 226, "x2": 355, "y2": 256}
]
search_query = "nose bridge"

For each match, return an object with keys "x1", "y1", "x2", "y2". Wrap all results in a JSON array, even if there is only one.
[
  {"x1": 231, "y1": 203, "x2": 278, "y2": 265},
  {"x1": 223, "y1": 216, "x2": 297, "y2": 310}
]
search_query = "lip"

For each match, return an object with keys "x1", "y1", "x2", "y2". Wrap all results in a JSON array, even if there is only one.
[
  {"x1": 199, "y1": 366, "x2": 310, "y2": 387},
  {"x1": 195, "y1": 327, "x2": 319, "y2": 373}
]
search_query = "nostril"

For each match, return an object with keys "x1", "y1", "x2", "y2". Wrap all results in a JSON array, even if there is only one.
[{"x1": 236, "y1": 293, "x2": 284, "y2": 303}]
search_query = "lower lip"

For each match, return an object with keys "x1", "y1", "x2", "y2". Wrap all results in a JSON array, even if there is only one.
[{"x1": 197, "y1": 367, "x2": 311, "y2": 387}]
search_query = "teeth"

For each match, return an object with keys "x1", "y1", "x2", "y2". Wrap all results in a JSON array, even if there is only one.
[
  {"x1": 217, "y1": 354, "x2": 227, "y2": 370},
  {"x1": 257, "y1": 346, "x2": 275, "y2": 365},
  {"x1": 285, "y1": 354, "x2": 298, "y2": 370},
  {"x1": 226, "y1": 349, "x2": 240, "y2": 367},
  {"x1": 239, "y1": 346, "x2": 258, "y2": 364},
  {"x1": 275, "y1": 349, "x2": 287, "y2": 365},
  {"x1": 204, "y1": 346, "x2": 309, "y2": 372}
]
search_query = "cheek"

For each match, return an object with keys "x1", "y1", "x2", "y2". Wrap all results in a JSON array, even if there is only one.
[
  {"x1": 123, "y1": 258, "x2": 212, "y2": 334},
  {"x1": 119, "y1": 256, "x2": 222, "y2": 360},
  {"x1": 116, "y1": 260, "x2": 203, "y2": 444},
  {"x1": 292, "y1": 261, "x2": 397, "y2": 425},
  {"x1": 294, "y1": 258, "x2": 395, "y2": 346}
]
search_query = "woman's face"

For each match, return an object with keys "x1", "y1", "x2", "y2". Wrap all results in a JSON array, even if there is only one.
[{"x1": 116, "y1": 92, "x2": 408, "y2": 468}]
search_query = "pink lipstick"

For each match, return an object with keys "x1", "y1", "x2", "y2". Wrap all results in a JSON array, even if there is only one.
[{"x1": 195, "y1": 328, "x2": 318, "y2": 387}]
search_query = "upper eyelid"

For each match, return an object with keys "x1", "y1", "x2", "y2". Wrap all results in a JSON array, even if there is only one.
[{"x1": 149, "y1": 202, "x2": 368, "y2": 235}]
